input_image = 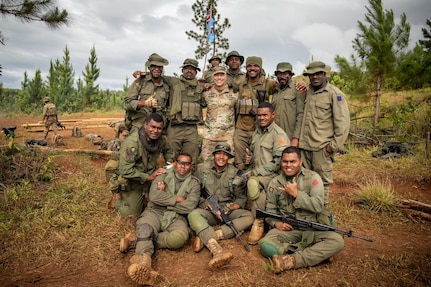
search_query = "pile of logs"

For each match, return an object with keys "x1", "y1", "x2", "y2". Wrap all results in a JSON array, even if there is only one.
[{"x1": 398, "y1": 199, "x2": 431, "y2": 221}]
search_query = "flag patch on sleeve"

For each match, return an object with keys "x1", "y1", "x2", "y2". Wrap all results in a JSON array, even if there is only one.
[{"x1": 313, "y1": 179, "x2": 319, "y2": 186}]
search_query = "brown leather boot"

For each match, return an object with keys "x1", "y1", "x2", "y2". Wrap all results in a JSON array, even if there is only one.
[
  {"x1": 107, "y1": 193, "x2": 121, "y2": 210},
  {"x1": 272, "y1": 254, "x2": 296, "y2": 274},
  {"x1": 247, "y1": 218, "x2": 264, "y2": 245},
  {"x1": 127, "y1": 253, "x2": 159, "y2": 286},
  {"x1": 192, "y1": 236, "x2": 204, "y2": 253},
  {"x1": 207, "y1": 238, "x2": 233, "y2": 270},
  {"x1": 119, "y1": 232, "x2": 137, "y2": 253}
]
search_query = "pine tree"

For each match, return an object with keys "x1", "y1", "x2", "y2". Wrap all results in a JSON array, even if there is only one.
[{"x1": 82, "y1": 45, "x2": 100, "y2": 109}]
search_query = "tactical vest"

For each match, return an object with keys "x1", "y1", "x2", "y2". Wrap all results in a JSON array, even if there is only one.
[
  {"x1": 201, "y1": 161, "x2": 236, "y2": 199},
  {"x1": 169, "y1": 81, "x2": 203, "y2": 124},
  {"x1": 45, "y1": 103, "x2": 57, "y2": 116}
]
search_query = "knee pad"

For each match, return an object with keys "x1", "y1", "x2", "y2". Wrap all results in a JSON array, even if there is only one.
[
  {"x1": 188, "y1": 211, "x2": 209, "y2": 234},
  {"x1": 136, "y1": 223, "x2": 156, "y2": 241},
  {"x1": 247, "y1": 176, "x2": 261, "y2": 201},
  {"x1": 259, "y1": 238, "x2": 283, "y2": 258},
  {"x1": 165, "y1": 230, "x2": 187, "y2": 249}
]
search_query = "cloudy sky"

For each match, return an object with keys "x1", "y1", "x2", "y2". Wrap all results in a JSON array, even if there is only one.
[{"x1": 1, "y1": 0, "x2": 430, "y2": 90}]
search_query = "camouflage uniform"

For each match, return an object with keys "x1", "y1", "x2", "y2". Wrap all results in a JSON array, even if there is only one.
[
  {"x1": 124, "y1": 53, "x2": 170, "y2": 133},
  {"x1": 165, "y1": 59, "x2": 206, "y2": 164},
  {"x1": 234, "y1": 56, "x2": 277, "y2": 170},
  {"x1": 117, "y1": 128, "x2": 174, "y2": 218},
  {"x1": 258, "y1": 167, "x2": 344, "y2": 268},
  {"x1": 135, "y1": 168, "x2": 201, "y2": 256},
  {"x1": 42, "y1": 97, "x2": 58, "y2": 139},
  {"x1": 272, "y1": 63, "x2": 306, "y2": 141},
  {"x1": 201, "y1": 85, "x2": 238, "y2": 161},
  {"x1": 188, "y1": 159, "x2": 253, "y2": 245},
  {"x1": 299, "y1": 61, "x2": 350, "y2": 206}
]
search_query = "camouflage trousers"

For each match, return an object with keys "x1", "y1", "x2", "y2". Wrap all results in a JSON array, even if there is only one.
[{"x1": 43, "y1": 117, "x2": 58, "y2": 139}]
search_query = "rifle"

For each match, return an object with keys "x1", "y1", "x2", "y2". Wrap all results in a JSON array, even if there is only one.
[
  {"x1": 56, "y1": 121, "x2": 66, "y2": 129},
  {"x1": 256, "y1": 209, "x2": 373, "y2": 242},
  {"x1": 201, "y1": 187, "x2": 250, "y2": 252}
]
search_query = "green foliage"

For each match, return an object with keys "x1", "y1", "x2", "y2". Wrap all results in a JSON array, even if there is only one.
[
  {"x1": 185, "y1": 0, "x2": 231, "y2": 60},
  {"x1": 334, "y1": 54, "x2": 369, "y2": 95},
  {"x1": 355, "y1": 178, "x2": 399, "y2": 213}
]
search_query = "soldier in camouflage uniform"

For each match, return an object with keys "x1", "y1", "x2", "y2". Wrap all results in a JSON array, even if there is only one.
[
  {"x1": 126, "y1": 152, "x2": 200, "y2": 286},
  {"x1": 124, "y1": 53, "x2": 170, "y2": 133},
  {"x1": 239, "y1": 102, "x2": 290, "y2": 245},
  {"x1": 42, "y1": 96, "x2": 58, "y2": 140},
  {"x1": 234, "y1": 56, "x2": 278, "y2": 170},
  {"x1": 272, "y1": 62, "x2": 306, "y2": 147},
  {"x1": 299, "y1": 61, "x2": 350, "y2": 206},
  {"x1": 188, "y1": 143, "x2": 253, "y2": 269},
  {"x1": 117, "y1": 113, "x2": 174, "y2": 219},
  {"x1": 202, "y1": 55, "x2": 222, "y2": 84},
  {"x1": 225, "y1": 50, "x2": 246, "y2": 92},
  {"x1": 201, "y1": 66, "x2": 238, "y2": 161}
]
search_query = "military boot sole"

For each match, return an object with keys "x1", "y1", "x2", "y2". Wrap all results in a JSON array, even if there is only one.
[
  {"x1": 208, "y1": 252, "x2": 233, "y2": 270},
  {"x1": 127, "y1": 263, "x2": 159, "y2": 286},
  {"x1": 192, "y1": 236, "x2": 204, "y2": 253}
]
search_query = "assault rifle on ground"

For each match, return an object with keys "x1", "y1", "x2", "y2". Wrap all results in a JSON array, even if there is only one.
[
  {"x1": 256, "y1": 209, "x2": 373, "y2": 242},
  {"x1": 201, "y1": 187, "x2": 250, "y2": 252}
]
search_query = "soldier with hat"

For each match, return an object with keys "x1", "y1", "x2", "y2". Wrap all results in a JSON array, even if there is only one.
[
  {"x1": 299, "y1": 61, "x2": 350, "y2": 206},
  {"x1": 225, "y1": 50, "x2": 246, "y2": 92},
  {"x1": 201, "y1": 66, "x2": 238, "y2": 161},
  {"x1": 41, "y1": 96, "x2": 58, "y2": 140},
  {"x1": 124, "y1": 53, "x2": 170, "y2": 133},
  {"x1": 188, "y1": 142, "x2": 253, "y2": 269},
  {"x1": 202, "y1": 55, "x2": 222, "y2": 84},
  {"x1": 272, "y1": 62, "x2": 306, "y2": 147},
  {"x1": 234, "y1": 56, "x2": 278, "y2": 171}
]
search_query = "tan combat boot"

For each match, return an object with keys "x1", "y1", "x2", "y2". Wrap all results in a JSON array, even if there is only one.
[
  {"x1": 192, "y1": 236, "x2": 204, "y2": 253},
  {"x1": 247, "y1": 218, "x2": 264, "y2": 245},
  {"x1": 207, "y1": 238, "x2": 233, "y2": 270},
  {"x1": 119, "y1": 232, "x2": 137, "y2": 253},
  {"x1": 272, "y1": 254, "x2": 296, "y2": 274},
  {"x1": 127, "y1": 253, "x2": 159, "y2": 286},
  {"x1": 107, "y1": 193, "x2": 121, "y2": 210}
]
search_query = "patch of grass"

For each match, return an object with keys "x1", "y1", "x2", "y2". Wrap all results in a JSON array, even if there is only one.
[{"x1": 355, "y1": 178, "x2": 399, "y2": 213}]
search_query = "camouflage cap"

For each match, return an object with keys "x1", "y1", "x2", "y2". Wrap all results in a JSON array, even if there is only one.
[
  {"x1": 275, "y1": 62, "x2": 294, "y2": 75},
  {"x1": 303, "y1": 61, "x2": 331, "y2": 76},
  {"x1": 181, "y1": 58, "x2": 201, "y2": 71},
  {"x1": 225, "y1": 50, "x2": 244, "y2": 65},
  {"x1": 208, "y1": 55, "x2": 222, "y2": 63},
  {"x1": 146, "y1": 53, "x2": 169, "y2": 67},
  {"x1": 212, "y1": 66, "x2": 227, "y2": 76},
  {"x1": 43, "y1": 96, "x2": 51, "y2": 102},
  {"x1": 246, "y1": 56, "x2": 263, "y2": 69},
  {"x1": 213, "y1": 142, "x2": 234, "y2": 158}
]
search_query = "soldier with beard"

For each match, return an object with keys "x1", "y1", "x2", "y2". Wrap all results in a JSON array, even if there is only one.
[
  {"x1": 116, "y1": 113, "x2": 174, "y2": 220},
  {"x1": 272, "y1": 62, "x2": 306, "y2": 147}
]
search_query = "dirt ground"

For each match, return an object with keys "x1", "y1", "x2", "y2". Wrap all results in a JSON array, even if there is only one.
[{"x1": 1, "y1": 113, "x2": 431, "y2": 287}]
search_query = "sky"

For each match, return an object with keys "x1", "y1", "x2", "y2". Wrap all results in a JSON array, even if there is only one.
[{"x1": 0, "y1": 0, "x2": 430, "y2": 91}]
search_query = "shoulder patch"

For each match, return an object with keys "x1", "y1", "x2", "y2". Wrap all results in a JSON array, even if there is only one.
[
  {"x1": 124, "y1": 147, "x2": 136, "y2": 161},
  {"x1": 337, "y1": 95, "x2": 343, "y2": 102},
  {"x1": 312, "y1": 179, "x2": 319, "y2": 186},
  {"x1": 278, "y1": 138, "x2": 285, "y2": 146}
]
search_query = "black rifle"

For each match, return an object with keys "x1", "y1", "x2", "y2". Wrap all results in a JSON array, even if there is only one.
[
  {"x1": 201, "y1": 187, "x2": 250, "y2": 251},
  {"x1": 256, "y1": 209, "x2": 373, "y2": 242},
  {"x1": 56, "y1": 121, "x2": 66, "y2": 129}
]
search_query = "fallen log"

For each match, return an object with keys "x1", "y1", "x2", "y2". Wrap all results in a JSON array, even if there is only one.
[
  {"x1": 39, "y1": 147, "x2": 117, "y2": 156},
  {"x1": 398, "y1": 199, "x2": 431, "y2": 214},
  {"x1": 401, "y1": 209, "x2": 431, "y2": 221}
]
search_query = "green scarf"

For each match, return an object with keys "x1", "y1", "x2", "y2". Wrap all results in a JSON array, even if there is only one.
[
  {"x1": 160, "y1": 168, "x2": 191, "y2": 230},
  {"x1": 170, "y1": 76, "x2": 199, "y2": 116}
]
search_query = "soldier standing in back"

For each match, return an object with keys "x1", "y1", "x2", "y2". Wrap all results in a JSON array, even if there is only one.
[
  {"x1": 272, "y1": 62, "x2": 306, "y2": 147},
  {"x1": 234, "y1": 56, "x2": 278, "y2": 170},
  {"x1": 299, "y1": 61, "x2": 350, "y2": 206},
  {"x1": 42, "y1": 96, "x2": 58, "y2": 140},
  {"x1": 201, "y1": 66, "x2": 238, "y2": 161},
  {"x1": 202, "y1": 55, "x2": 222, "y2": 84},
  {"x1": 225, "y1": 50, "x2": 246, "y2": 92},
  {"x1": 124, "y1": 53, "x2": 170, "y2": 132}
]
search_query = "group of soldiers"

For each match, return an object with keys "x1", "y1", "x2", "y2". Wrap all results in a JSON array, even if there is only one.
[{"x1": 110, "y1": 51, "x2": 351, "y2": 286}]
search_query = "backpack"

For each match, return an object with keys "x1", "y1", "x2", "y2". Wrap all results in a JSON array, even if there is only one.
[{"x1": 45, "y1": 103, "x2": 57, "y2": 116}]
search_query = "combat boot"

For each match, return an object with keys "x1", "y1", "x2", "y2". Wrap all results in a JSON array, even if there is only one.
[
  {"x1": 107, "y1": 193, "x2": 121, "y2": 210},
  {"x1": 247, "y1": 218, "x2": 264, "y2": 245},
  {"x1": 207, "y1": 238, "x2": 233, "y2": 270},
  {"x1": 119, "y1": 232, "x2": 137, "y2": 253},
  {"x1": 272, "y1": 254, "x2": 296, "y2": 274},
  {"x1": 127, "y1": 253, "x2": 159, "y2": 286},
  {"x1": 192, "y1": 236, "x2": 204, "y2": 253}
]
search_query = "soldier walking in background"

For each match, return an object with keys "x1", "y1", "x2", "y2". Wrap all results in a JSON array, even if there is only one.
[{"x1": 41, "y1": 96, "x2": 58, "y2": 140}]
